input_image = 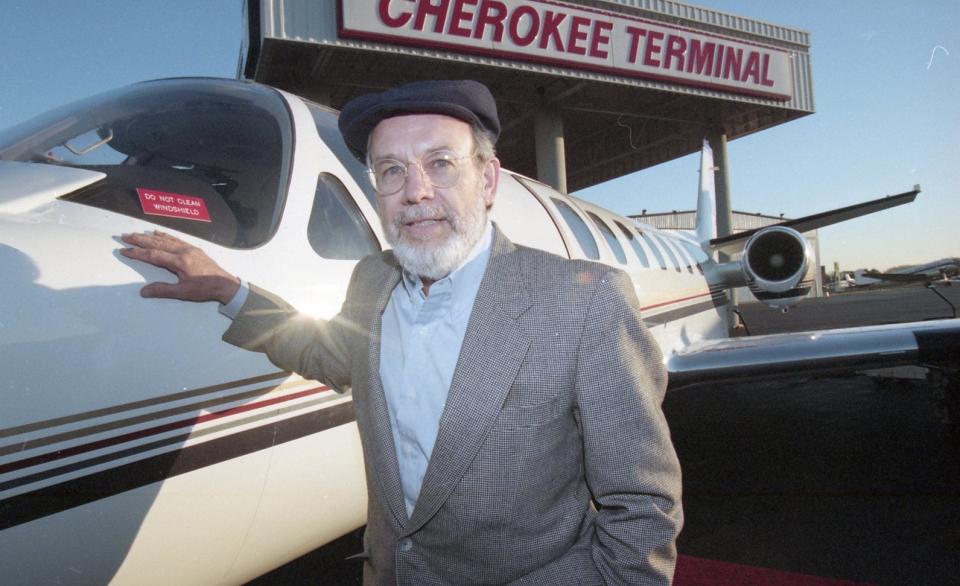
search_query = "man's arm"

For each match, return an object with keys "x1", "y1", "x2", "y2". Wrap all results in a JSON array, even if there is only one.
[
  {"x1": 576, "y1": 269, "x2": 683, "y2": 585},
  {"x1": 220, "y1": 284, "x2": 353, "y2": 389}
]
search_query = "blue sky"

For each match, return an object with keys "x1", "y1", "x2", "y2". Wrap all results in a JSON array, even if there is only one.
[{"x1": 1, "y1": 1, "x2": 956, "y2": 271}]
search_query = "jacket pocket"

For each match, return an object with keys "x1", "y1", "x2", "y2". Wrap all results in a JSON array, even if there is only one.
[{"x1": 498, "y1": 394, "x2": 567, "y2": 427}]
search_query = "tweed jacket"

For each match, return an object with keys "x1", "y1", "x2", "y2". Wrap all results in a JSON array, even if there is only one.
[{"x1": 223, "y1": 228, "x2": 683, "y2": 585}]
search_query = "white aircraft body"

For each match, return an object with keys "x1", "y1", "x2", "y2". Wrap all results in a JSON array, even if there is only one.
[{"x1": 1, "y1": 78, "x2": 957, "y2": 584}]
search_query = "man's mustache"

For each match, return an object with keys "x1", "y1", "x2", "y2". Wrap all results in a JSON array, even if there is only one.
[{"x1": 396, "y1": 204, "x2": 448, "y2": 226}]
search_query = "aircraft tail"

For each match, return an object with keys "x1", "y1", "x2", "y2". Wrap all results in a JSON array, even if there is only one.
[{"x1": 695, "y1": 139, "x2": 717, "y2": 248}]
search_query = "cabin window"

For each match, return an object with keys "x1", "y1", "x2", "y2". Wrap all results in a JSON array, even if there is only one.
[
  {"x1": 307, "y1": 103, "x2": 378, "y2": 208},
  {"x1": 615, "y1": 221, "x2": 650, "y2": 268},
  {"x1": 308, "y1": 173, "x2": 380, "y2": 260},
  {"x1": 652, "y1": 233, "x2": 682, "y2": 272},
  {"x1": 667, "y1": 238, "x2": 695, "y2": 273},
  {"x1": 0, "y1": 79, "x2": 293, "y2": 248},
  {"x1": 680, "y1": 240, "x2": 708, "y2": 274},
  {"x1": 638, "y1": 230, "x2": 668, "y2": 270},
  {"x1": 587, "y1": 212, "x2": 628, "y2": 265},
  {"x1": 551, "y1": 198, "x2": 600, "y2": 260}
]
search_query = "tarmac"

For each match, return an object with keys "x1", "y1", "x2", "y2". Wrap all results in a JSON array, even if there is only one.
[{"x1": 250, "y1": 284, "x2": 960, "y2": 585}]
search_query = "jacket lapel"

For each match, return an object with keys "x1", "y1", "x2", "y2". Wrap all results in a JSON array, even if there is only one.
[
  {"x1": 404, "y1": 229, "x2": 532, "y2": 534},
  {"x1": 354, "y1": 254, "x2": 408, "y2": 529}
]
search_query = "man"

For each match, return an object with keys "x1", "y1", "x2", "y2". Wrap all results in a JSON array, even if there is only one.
[{"x1": 121, "y1": 80, "x2": 682, "y2": 585}]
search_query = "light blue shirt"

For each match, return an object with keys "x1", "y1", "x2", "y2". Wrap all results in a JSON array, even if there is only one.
[
  {"x1": 221, "y1": 223, "x2": 493, "y2": 518},
  {"x1": 380, "y1": 223, "x2": 493, "y2": 518}
]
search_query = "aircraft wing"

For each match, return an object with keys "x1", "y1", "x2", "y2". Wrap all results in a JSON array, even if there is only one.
[
  {"x1": 709, "y1": 188, "x2": 920, "y2": 255},
  {"x1": 665, "y1": 318, "x2": 960, "y2": 389}
]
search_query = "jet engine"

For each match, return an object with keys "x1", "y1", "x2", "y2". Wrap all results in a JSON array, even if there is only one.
[{"x1": 741, "y1": 226, "x2": 814, "y2": 309}]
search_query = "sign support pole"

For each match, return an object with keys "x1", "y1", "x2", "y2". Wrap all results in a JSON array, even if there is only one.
[{"x1": 535, "y1": 105, "x2": 568, "y2": 194}]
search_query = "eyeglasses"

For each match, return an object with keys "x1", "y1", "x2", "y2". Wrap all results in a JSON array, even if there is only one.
[{"x1": 367, "y1": 150, "x2": 477, "y2": 196}]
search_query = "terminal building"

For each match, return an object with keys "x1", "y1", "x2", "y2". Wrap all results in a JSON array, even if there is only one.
[{"x1": 237, "y1": 0, "x2": 819, "y2": 291}]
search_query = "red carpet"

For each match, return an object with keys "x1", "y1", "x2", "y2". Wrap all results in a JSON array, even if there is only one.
[{"x1": 675, "y1": 555, "x2": 876, "y2": 586}]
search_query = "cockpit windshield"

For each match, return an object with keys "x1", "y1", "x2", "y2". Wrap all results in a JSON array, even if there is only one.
[{"x1": 0, "y1": 78, "x2": 292, "y2": 248}]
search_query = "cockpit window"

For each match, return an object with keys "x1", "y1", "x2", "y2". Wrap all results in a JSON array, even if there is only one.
[
  {"x1": 0, "y1": 79, "x2": 292, "y2": 248},
  {"x1": 309, "y1": 173, "x2": 380, "y2": 260}
]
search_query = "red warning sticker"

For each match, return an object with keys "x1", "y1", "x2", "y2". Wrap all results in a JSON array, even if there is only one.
[{"x1": 137, "y1": 188, "x2": 212, "y2": 222}]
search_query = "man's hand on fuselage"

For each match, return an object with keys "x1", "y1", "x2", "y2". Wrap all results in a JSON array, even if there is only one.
[{"x1": 120, "y1": 230, "x2": 240, "y2": 304}]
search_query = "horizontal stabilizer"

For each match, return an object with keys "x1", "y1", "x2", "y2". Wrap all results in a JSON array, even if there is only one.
[{"x1": 709, "y1": 187, "x2": 920, "y2": 255}]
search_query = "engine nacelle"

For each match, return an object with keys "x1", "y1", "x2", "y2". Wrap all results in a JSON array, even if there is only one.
[{"x1": 742, "y1": 226, "x2": 814, "y2": 309}]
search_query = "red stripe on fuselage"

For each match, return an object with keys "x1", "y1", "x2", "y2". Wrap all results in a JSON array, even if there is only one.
[
  {"x1": 642, "y1": 290, "x2": 713, "y2": 312},
  {"x1": 0, "y1": 385, "x2": 331, "y2": 475}
]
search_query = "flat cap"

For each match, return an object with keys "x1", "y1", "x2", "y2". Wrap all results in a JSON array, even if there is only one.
[{"x1": 338, "y1": 79, "x2": 500, "y2": 160}]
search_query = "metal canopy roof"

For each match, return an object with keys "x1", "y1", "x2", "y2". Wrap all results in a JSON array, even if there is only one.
[{"x1": 241, "y1": 0, "x2": 814, "y2": 192}]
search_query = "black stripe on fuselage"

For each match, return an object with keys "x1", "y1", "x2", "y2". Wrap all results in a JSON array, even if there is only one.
[
  {"x1": 0, "y1": 393, "x2": 341, "y2": 492},
  {"x1": 0, "y1": 401, "x2": 355, "y2": 530},
  {"x1": 709, "y1": 288, "x2": 729, "y2": 309},
  {"x1": 0, "y1": 372, "x2": 289, "y2": 439}
]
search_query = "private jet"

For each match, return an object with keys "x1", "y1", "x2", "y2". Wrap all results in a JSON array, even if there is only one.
[{"x1": 1, "y1": 77, "x2": 957, "y2": 584}]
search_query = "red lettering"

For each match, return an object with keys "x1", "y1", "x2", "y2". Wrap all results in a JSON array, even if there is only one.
[
  {"x1": 539, "y1": 11, "x2": 566, "y2": 50},
  {"x1": 721, "y1": 46, "x2": 743, "y2": 80},
  {"x1": 686, "y1": 39, "x2": 715, "y2": 75},
  {"x1": 566, "y1": 16, "x2": 590, "y2": 56},
  {"x1": 643, "y1": 30, "x2": 664, "y2": 67},
  {"x1": 589, "y1": 20, "x2": 613, "y2": 59},
  {"x1": 625, "y1": 26, "x2": 646, "y2": 64},
  {"x1": 447, "y1": 0, "x2": 477, "y2": 37},
  {"x1": 474, "y1": 0, "x2": 506, "y2": 41},
  {"x1": 414, "y1": 0, "x2": 450, "y2": 34},
  {"x1": 663, "y1": 35, "x2": 686, "y2": 71},
  {"x1": 760, "y1": 53, "x2": 774, "y2": 87},
  {"x1": 508, "y1": 5, "x2": 539, "y2": 47},
  {"x1": 713, "y1": 43, "x2": 725, "y2": 77},
  {"x1": 742, "y1": 51, "x2": 760, "y2": 83},
  {"x1": 379, "y1": 0, "x2": 413, "y2": 28}
]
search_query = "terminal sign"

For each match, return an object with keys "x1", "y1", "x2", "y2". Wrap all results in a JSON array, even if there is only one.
[{"x1": 339, "y1": 0, "x2": 794, "y2": 101}]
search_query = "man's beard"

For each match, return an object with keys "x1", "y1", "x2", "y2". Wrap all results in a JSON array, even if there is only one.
[{"x1": 381, "y1": 187, "x2": 488, "y2": 281}]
